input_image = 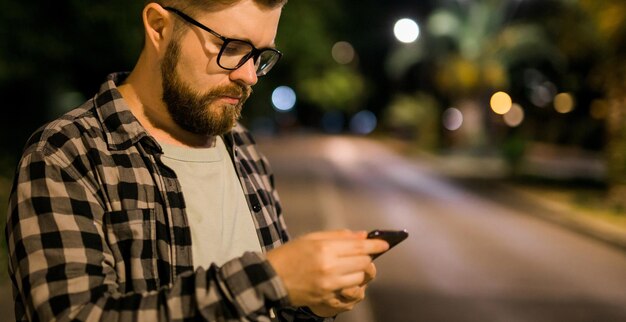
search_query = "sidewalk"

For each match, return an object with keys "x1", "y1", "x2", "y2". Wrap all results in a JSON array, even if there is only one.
[
  {"x1": 383, "y1": 137, "x2": 626, "y2": 253},
  {"x1": 501, "y1": 183, "x2": 626, "y2": 252}
]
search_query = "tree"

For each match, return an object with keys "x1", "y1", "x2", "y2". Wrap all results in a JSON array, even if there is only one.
[
  {"x1": 223, "y1": 0, "x2": 370, "y2": 131},
  {"x1": 542, "y1": 0, "x2": 626, "y2": 209},
  {"x1": 385, "y1": 0, "x2": 562, "y2": 151}
]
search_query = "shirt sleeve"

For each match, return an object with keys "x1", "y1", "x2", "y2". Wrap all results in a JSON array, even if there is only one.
[{"x1": 5, "y1": 148, "x2": 290, "y2": 321}]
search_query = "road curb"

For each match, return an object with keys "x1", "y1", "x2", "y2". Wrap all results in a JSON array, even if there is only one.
[{"x1": 501, "y1": 184, "x2": 626, "y2": 253}]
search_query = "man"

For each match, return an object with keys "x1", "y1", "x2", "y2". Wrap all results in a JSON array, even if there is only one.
[{"x1": 5, "y1": 0, "x2": 389, "y2": 321}]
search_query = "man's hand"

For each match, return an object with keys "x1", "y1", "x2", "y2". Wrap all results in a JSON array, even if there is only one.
[
  {"x1": 308, "y1": 261, "x2": 377, "y2": 317},
  {"x1": 266, "y1": 230, "x2": 388, "y2": 316}
]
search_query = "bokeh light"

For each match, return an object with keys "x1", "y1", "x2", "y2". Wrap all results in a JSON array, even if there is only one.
[
  {"x1": 394, "y1": 18, "x2": 420, "y2": 43},
  {"x1": 442, "y1": 107, "x2": 463, "y2": 131},
  {"x1": 530, "y1": 83, "x2": 557, "y2": 108},
  {"x1": 271, "y1": 86, "x2": 297, "y2": 112},
  {"x1": 503, "y1": 103, "x2": 525, "y2": 127},
  {"x1": 350, "y1": 110, "x2": 377, "y2": 134},
  {"x1": 331, "y1": 41, "x2": 356, "y2": 65},
  {"x1": 553, "y1": 92, "x2": 575, "y2": 114},
  {"x1": 427, "y1": 10, "x2": 459, "y2": 37},
  {"x1": 490, "y1": 91, "x2": 513, "y2": 115}
]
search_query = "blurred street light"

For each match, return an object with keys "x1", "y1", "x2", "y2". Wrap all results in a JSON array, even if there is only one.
[
  {"x1": 490, "y1": 91, "x2": 513, "y2": 115},
  {"x1": 503, "y1": 103, "x2": 525, "y2": 127},
  {"x1": 271, "y1": 86, "x2": 297, "y2": 112},
  {"x1": 331, "y1": 41, "x2": 356, "y2": 65},
  {"x1": 554, "y1": 92, "x2": 575, "y2": 114},
  {"x1": 394, "y1": 18, "x2": 420, "y2": 43},
  {"x1": 350, "y1": 110, "x2": 377, "y2": 135},
  {"x1": 443, "y1": 107, "x2": 463, "y2": 131}
]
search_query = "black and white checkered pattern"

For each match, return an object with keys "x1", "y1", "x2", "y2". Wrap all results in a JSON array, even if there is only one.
[{"x1": 5, "y1": 73, "x2": 330, "y2": 321}]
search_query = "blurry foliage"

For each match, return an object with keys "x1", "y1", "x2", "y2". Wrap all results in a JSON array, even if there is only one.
[
  {"x1": 382, "y1": 0, "x2": 626, "y2": 204},
  {"x1": 501, "y1": 133, "x2": 527, "y2": 176},
  {"x1": 545, "y1": 0, "x2": 626, "y2": 208},
  {"x1": 277, "y1": 1, "x2": 366, "y2": 113},
  {"x1": 299, "y1": 67, "x2": 366, "y2": 112},
  {"x1": 384, "y1": 0, "x2": 562, "y2": 153},
  {"x1": 384, "y1": 92, "x2": 440, "y2": 150},
  {"x1": 388, "y1": 0, "x2": 560, "y2": 98}
]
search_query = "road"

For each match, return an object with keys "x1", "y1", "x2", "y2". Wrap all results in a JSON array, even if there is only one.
[{"x1": 258, "y1": 133, "x2": 626, "y2": 322}]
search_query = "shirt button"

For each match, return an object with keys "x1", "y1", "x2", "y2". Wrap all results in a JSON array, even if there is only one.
[{"x1": 252, "y1": 205, "x2": 262, "y2": 212}]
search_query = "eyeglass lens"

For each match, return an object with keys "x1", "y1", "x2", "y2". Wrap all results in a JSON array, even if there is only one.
[
  {"x1": 256, "y1": 51, "x2": 280, "y2": 76},
  {"x1": 220, "y1": 40, "x2": 280, "y2": 76}
]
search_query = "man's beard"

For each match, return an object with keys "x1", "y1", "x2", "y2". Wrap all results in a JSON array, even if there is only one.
[{"x1": 160, "y1": 40, "x2": 251, "y2": 136}]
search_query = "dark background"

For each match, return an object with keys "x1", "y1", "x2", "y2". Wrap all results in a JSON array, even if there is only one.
[{"x1": 0, "y1": 0, "x2": 614, "y2": 162}]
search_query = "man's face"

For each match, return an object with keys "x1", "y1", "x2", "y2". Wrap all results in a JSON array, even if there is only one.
[
  {"x1": 160, "y1": 0, "x2": 282, "y2": 136},
  {"x1": 161, "y1": 39, "x2": 251, "y2": 136}
]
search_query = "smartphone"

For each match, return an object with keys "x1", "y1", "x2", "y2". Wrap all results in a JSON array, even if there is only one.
[{"x1": 367, "y1": 229, "x2": 409, "y2": 260}]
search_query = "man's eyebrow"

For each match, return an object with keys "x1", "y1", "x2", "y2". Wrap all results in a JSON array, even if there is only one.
[{"x1": 228, "y1": 34, "x2": 278, "y2": 49}]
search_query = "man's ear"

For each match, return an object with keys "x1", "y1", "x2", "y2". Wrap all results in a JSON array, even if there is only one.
[{"x1": 143, "y1": 3, "x2": 175, "y2": 55}]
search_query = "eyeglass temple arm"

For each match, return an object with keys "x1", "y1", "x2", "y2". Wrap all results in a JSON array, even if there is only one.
[{"x1": 163, "y1": 7, "x2": 226, "y2": 42}]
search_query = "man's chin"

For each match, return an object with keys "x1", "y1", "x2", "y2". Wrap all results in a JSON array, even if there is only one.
[
  {"x1": 177, "y1": 104, "x2": 241, "y2": 136},
  {"x1": 207, "y1": 119, "x2": 239, "y2": 136}
]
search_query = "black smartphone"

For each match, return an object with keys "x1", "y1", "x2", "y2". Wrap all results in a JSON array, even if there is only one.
[{"x1": 367, "y1": 229, "x2": 409, "y2": 260}]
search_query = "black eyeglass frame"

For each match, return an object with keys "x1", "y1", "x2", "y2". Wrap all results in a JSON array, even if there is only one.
[{"x1": 164, "y1": 6, "x2": 282, "y2": 76}]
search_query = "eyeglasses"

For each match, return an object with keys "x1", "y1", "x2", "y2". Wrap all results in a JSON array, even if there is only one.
[{"x1": 164, "y1": 7, "x2": 282, "y2": 77}]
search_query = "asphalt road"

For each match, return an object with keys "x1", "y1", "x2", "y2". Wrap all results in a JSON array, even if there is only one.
[{"x1": 258, "y1": 133, "x2": 626, "y2": 322}]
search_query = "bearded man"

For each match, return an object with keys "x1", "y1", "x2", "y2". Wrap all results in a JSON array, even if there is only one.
[{"x1": 4, "y1": 1, "x2": 388, "y2": 321}]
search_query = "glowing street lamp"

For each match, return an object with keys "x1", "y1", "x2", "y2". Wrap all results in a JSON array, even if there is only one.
[
  {"x1": 271, "y1": 86, "x2": 297, "y2": 112},
  {"x1": 394, "y1": 18, "x2": 420, "y2": 43},
  {"x1": 490, "y1": 91, "x2": 512, "y2": 115}
]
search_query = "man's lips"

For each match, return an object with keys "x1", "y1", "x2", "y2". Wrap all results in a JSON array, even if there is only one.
[{"x1": 219, "y1": 96, "x2": 241, "y2": 104}]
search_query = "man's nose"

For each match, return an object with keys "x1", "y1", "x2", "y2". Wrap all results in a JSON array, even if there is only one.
[{"x1": 229, "y1": 58, "x2": 258, "y2": 86}]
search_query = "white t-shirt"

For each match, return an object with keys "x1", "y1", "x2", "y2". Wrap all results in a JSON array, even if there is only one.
[{"x1": 159, "y1": 137, "x2": 262, "y2": 268}]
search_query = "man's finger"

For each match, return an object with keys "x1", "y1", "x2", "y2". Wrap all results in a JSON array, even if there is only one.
[
  {"x1": 332, "y1": 239, "x2": 389, "y2": 257},
  {"x1": 331, "y1": 255, "x2": 372, "y2": 276},
  {"x1": 333, "y1": 271, "x2": 367, "y2": 290},
  {"x1": 338, "y1": 286, "x2": 365, "y2": 302},
  {"x1": 305, "y1": 229, "x2": 365, "y2": 241},
  {"x1": 363, "y1": 262, "x2": 377, "y2": 285}
]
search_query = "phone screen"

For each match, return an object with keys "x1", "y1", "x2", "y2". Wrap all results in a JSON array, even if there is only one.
[{"x1": 367, "y1": 229, "x2": 408, "y2": 259}]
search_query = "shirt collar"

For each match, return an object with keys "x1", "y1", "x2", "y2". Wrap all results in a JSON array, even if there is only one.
[
  {"x1": 94, "y1": 72, "x2": 157, "y2": 151},
  {"x1": 93, "y1": 72, "x2": 244, "y2": 152}
]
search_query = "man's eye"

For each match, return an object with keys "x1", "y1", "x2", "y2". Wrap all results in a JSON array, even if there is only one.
[{"x1": 223, "y1": 41, "x2": 251, "y2": 56}]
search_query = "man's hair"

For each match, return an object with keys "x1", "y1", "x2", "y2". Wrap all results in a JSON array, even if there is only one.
[
  {"x1": 145, "y1": 0, "x2": 287, "y2": 14},
  {"x1": 145, "y1": 0, "x2": 286, "y2": 38}
]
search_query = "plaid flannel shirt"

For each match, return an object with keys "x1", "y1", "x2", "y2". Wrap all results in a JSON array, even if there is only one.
[{"x1": 5, "y1": 73, "x2": 332, "y2": 322}]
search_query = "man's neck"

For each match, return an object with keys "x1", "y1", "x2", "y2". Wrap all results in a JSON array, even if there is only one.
[{"x1": 118, "y1": 53, "x2": 216, "y2": 148}]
